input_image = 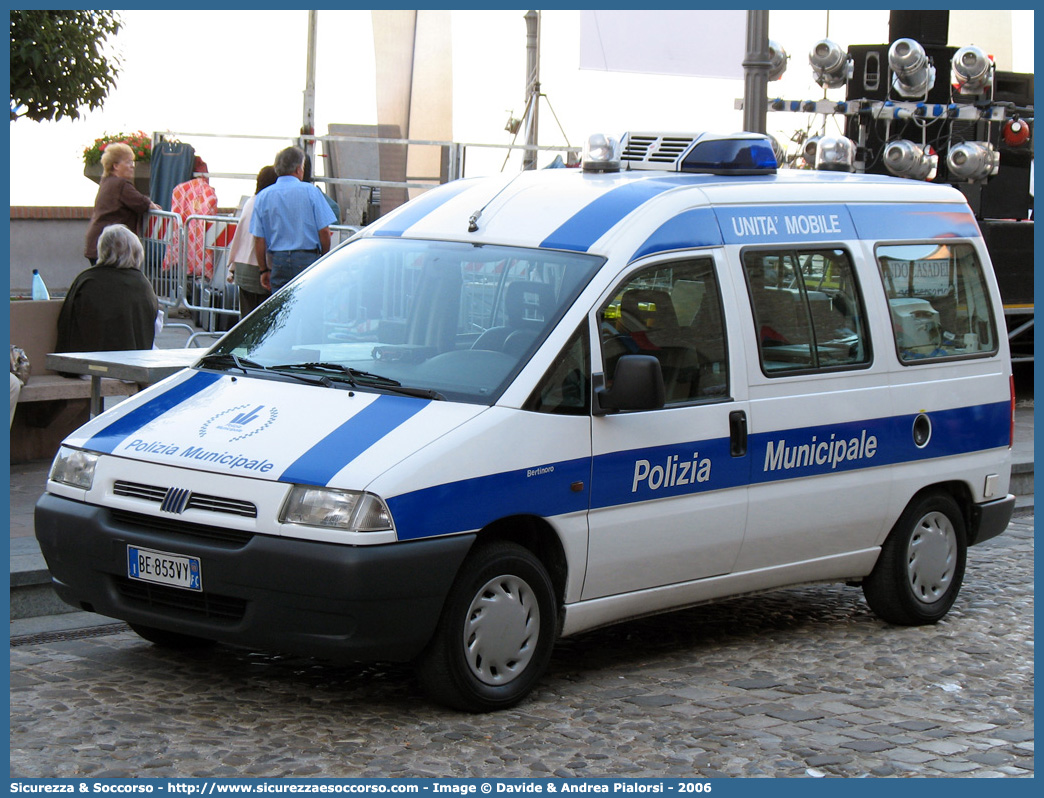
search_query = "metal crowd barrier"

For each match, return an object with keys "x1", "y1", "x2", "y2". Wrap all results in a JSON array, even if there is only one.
[
  {"x1": 329, "y1": 224, "x2": 362, "y2": 248},
  {"x1": 142, "y1": 212, "x2": 365, "y2": 347},
  {"x1": 182, "y1": 213, "x2": 239, "y2": 346},
  {"x1": 142, "y1": 209, "x2": 234, "y2": 346},
  {"x1": 142, "y1": 209, "x2": 185, "y2": 310}
]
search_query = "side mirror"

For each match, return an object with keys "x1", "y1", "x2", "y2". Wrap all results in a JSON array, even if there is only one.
[{"x1": 594, "y1": 355, "x2": 665, "y2": 415}]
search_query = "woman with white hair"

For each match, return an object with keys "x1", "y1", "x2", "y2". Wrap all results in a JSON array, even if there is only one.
[
  {"x1": 57, "y1": 224, "x2": 160, "y2": 355},
  {"x1": 83, "y1": 141, "x2": 161, "y2": 266}
]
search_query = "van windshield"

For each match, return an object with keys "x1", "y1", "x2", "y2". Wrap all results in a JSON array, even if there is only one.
[{"x1": 208, "y1": 238, "x2": 603, "y2": 404}]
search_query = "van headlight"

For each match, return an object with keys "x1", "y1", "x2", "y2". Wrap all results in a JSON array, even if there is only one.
[
  {"x1": 280, "y1": 486, "x2": 394, "y2": 532},
  {"x1": 49, "y1": 446, "x2": 99, "y2": 490}
]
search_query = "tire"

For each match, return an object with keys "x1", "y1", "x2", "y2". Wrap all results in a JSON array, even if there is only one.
[
  {"x1": 128, "y1": 623, "x2": 215, "y2": 650},
  {"x1": 417, "y1": 541, "x2": 557, "y2": 712},
  {"x1": 863, "y1": 493, "x2": 967, "y2": 625}
]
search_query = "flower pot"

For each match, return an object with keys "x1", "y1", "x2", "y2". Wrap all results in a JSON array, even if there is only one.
[{"x1": 83, "y1": 162, "x2": 151, "y2": 196}]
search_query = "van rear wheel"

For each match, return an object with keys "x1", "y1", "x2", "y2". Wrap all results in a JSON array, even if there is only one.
[
  {"x1": 417, "y1": 542, "x2": 557, "y2": 712},
  {"x1": 863, "y1": 493, "x2": 967, "y2": 625}
]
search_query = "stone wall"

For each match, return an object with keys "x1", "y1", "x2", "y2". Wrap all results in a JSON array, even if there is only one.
[{"x1": 9, "y1": 207, "x2": 93, "y2": 297}]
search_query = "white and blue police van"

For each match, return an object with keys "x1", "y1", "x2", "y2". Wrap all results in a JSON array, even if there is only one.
[{"x1": 36, "y1": 131, "x2": 1016, "y2": 712}]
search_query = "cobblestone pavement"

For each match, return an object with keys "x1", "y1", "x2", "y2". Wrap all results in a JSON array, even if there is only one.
[{"x1": 10, "y1": 515, "x2": 1033, "y2": 779}]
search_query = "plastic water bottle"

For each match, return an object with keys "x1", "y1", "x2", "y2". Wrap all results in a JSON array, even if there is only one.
[{"x1": 31, "y1": 269, "x2": 50, "y2": 300}]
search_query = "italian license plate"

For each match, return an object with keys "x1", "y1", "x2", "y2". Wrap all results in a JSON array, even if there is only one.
[{"x1": 127, "y1": 546, "x2": 202, "y2": 592}]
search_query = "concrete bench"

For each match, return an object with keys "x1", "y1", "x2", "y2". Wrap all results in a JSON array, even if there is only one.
[{"x1": 10, "y1": 299, "x2": 137, "y2": 463}]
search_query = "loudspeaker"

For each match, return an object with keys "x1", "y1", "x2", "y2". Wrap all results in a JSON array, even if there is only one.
[
  {"x1": 993, "y1": 71, "x2": 1034, "y2": 106},
  {"x1": 847, "y1": 45, "x2": 889, "y2": 102},
  {"x1": 979, "y1": 154, "x2": 1034, "y2": 221},
  {"x1": 889, "y1": 10, "x2": 950, "y2": 47},
  {"x1": 978, "y1": 219, "x2": 1033, "y2": 307}
]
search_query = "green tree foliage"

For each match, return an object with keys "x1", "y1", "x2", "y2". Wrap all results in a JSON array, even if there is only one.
[{"x1": 10, "y1": 10, "x2": 123, "y2": 122}]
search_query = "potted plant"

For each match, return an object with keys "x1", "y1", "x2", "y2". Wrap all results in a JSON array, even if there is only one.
[{"x1": 83, "y1": 131, "x2": 152, "y2": 194}]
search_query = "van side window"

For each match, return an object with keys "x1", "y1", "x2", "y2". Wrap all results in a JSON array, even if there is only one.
[
  {"x1": 876, "y1": 242, "x2": 999, "y2": 363},
  {"x1": 598, "y1": 258, "x2": 728, "y2": 405},
  {"x1": 743, "y1": 248, "x2": 870, "y2": 375},
  {"x1": 525, "y1": 324, "x2": 590, "y2": 415}
]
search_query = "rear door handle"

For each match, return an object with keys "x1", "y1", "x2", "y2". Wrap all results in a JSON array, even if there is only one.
[{"x1": 729, "y1": 410, "x2": 747, "y2": 457}]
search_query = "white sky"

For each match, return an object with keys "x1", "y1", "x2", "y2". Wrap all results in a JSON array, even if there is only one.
[{"x1": 7, "y1": 8, "x2": 1035, "y2": 208}]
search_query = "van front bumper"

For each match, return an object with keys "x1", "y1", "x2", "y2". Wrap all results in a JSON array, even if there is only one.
[{"x1": 35, "y1": 493, "x2": 474, "y2": 662}]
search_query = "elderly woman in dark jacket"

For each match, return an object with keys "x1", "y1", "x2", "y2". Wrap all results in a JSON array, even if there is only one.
[
  {"x1": 58, "y1": 224, "x2": 160, "y2": 354},
  {"x1": 83, "y1": 141, "x2": 160, "y2": 265}
]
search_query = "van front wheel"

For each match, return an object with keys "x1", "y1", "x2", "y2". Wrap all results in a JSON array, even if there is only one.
[
  {"x1": 863, "y1": 493, "x2": 967, "y2": 625},
  {"x1": 417, "y1": 542, "x2": 557, "y2": 712}
]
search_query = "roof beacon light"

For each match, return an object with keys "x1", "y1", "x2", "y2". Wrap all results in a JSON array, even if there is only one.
[
  {"x1": 582, "y1": 133, "x2": 621, "y2": 173},
  {"x1": 680, "y1": 133, "x2": 778, "y2": 175},
  {"x1": 809, "y1": 39, "x2": 852, "y2": 89},
  {"x1": 883, "y1": 139, "x2": 937, "y2": 181},
  {"x1": 951, "y1": 46, "x2": 993, "y2": 95},
  {"x1": 814, "y1": 136, "x2": 856, "y2": 172},
  {"x1": 888, "y1": 38, "x2": 936, "y2": 98},
  {"x1": 946, "y1": 141, "x2": 1000, "y2": 182},
  {"x1": 767, "y1": 40, "x2": 789, "y2": 81}
]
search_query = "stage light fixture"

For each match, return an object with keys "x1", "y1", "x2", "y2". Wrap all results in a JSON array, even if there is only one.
[
  {"x1": 883, "y1": 139, "x2": 936, "y2": 180},
  {"x1": 802, "y1": 135, "x2": 821, "y2": 167},
  {"x1": 946, "y1": 141, "x2": 999, "y2": 181},
  {"x1": 809, "y1": 39, "x2": 852, "y2": 89},
  {"x1": 767, "y1": 40, "x2": 788, "y2": 81},
  {"x1": 951, "y1": 46, "x2": 993, "y2": 95},
  {"x1": 888, "y1": 38, "x2": 936, "y2": 98}
]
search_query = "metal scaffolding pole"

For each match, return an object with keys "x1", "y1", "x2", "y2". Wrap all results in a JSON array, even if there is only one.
[
  {"x1": 742, "y1": 10, "x2": 770, "y2": 135},
  {"x1": 523, "y1": 10, "x2": 540, "y2": 171},
  {"x1": 302, "y1": 10, "x2": 318, "y2": 163}
]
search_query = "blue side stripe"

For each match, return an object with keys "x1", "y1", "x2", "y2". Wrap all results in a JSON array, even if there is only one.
[
  {"x1": 388, "y1": 457, "x2": 591, "y2": 541},
  {"x1": 370, "y1": 179, "x2": 475, "y2": 237},
  {"x1": 387, "y1": 402, "x2": 1010, "y2": 540},
  {"x1": 540, "y1": 176, "x2": 693, "y2": 252},
  {"x1": 849, "y1": 202, "x2": 981, "y2": 240},
  {"x1": 85, "y1": 371, "x2": 220, "y2": 453},
  {"x1": 591, "y1": 434, "x2": 738, "y2": 508},
  {"x1": 631, "y1": 207, "x2": 723, "y2": 261},
  {"x1": 749, "y1": 402, "x2": 1010, "y2": 482},
  {"x1": 279, "y1": 394, "x2": 429, "y2": 486}
]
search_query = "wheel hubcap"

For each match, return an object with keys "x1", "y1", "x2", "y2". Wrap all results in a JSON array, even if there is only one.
[
  {"x1": 906, "y1": 510, "x2": 957, "y2": 604},
  {"x1": 463, "y1": 574, "x2": 540, "y2": 685}
]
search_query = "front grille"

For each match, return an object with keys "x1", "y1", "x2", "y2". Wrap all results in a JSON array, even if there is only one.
[
  {"x1": 109, "y1": 509, "x2": 254, "y2": 547},
  {"x1": 114, "y1": 577, "x2": 247, "y2": 621},
  {"x1": 113, "y1": 481, "x2": 167, "y2": 502},
  {"x1": 113, "y1": 480, "x2": 257, "y2": 518}
]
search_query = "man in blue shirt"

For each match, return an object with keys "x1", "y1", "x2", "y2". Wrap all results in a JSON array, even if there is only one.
[{"x1": 251, "y1": 146, "x2": 338, "y2": 292}]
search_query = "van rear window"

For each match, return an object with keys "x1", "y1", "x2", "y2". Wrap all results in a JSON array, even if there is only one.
[{"x1": 876, "y1": 243, "x2": 999, "y2": 363}]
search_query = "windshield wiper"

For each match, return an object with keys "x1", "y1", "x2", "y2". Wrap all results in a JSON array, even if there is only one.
[
  {"x1": 197, "y1": 352, "x2": 268, "y2": 374},
  {"x1": 270, "y1": 362, "x2": 360, "y2": 386},
  {"x1": 200, "y1": 353, "x2": 334, "y2": 387},
  {"x1": 270, "y1": 362, "x2": 444, "y2": 400}
]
